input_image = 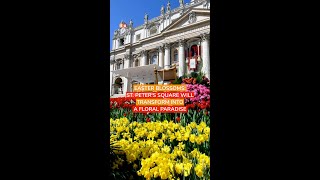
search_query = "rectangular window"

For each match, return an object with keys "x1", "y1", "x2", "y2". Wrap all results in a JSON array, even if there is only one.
[{"x1": 119, "y1": 38, "x2": 124, "y2": 46}]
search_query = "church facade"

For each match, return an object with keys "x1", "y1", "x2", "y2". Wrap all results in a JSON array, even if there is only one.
[{"x1": 110, "y1": 0, "x2": 211, "y2": 97}]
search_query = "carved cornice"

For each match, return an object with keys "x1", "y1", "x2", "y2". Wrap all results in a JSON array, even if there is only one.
[
  {"x1": 140, "y1": 50, "x2": 148, "y2": 56},
  {"x1": 178, "y1": 39, "x2": 185, "y2": 47},
  {"x1": 201, "y1": 33, "x2": 210, "y2": 41}
]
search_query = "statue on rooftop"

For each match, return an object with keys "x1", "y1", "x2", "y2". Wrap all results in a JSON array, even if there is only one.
[
  {"x1": 144, "y1": 13, "x2": 148, "y2": 24},
  {"x1": 114, "y1": 29, "x2": 119, "y2": 37},
  {"x1": 161, "y1": 5, "x2": 165, "y2": 15},
  {"x1": 167, "y1": 1, "x2": 171, "y2": 12},
  {"x1": 179, "y1": 0, "x2": 184, "y2": 7},
  {"x1": 129, "y1": 19, "x2": 133, "y2": 28}
]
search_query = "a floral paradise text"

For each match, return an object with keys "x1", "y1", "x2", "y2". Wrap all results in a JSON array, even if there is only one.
[{"x1": 128, "y1": 85, "x2": 194, "y2": 113}]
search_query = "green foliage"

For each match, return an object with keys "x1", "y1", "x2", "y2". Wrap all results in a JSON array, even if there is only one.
[
  {"x1": 110, "y1": 108, "x2": 210, "y2": 126},
  {"x1": 171, "y1": 76, "x2": 183, "y2": 84},
  {"x1": 196, "y1": 75, "x2": 202, "y2": 84},
  {"x1": 182, "y1": 74, "x2": 188, "y2": 78},
  {"x1": 198, "y1": 71, "x2": 204, "y2": 78},
  {"x1": 190, "y1": 72, "x2": 198, "y2": 78}
]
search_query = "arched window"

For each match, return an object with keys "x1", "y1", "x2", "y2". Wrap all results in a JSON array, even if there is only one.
[
  {"x1": 151, "y1": 55, "x2": 157, "y2": 64},
  {"x1": 114, "y1": 77, "x2": 123, "y2": 94},
  {"x1": 190, "y1": 45, "x2": 198, "y2": 57},
  {"x1": 115, "y1": 77, "x2": 122, "y2": 85},
  {"x1": 135, "y1": 59, "x2": 139, "y2": 67}
]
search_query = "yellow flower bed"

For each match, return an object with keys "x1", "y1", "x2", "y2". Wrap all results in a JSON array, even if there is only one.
[{"x1": 110, "y1": 117, "x2": 210, "y2": 180}]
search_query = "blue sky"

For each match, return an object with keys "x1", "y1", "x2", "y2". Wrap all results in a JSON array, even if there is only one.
[{"x1": 110, "y1": 0, "x2": 182, "y2": 50}]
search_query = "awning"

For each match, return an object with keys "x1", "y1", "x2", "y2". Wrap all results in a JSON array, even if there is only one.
[
  {"x1": 157, "y1": 66, "x2": 178, "y2": 81},
  {"x1": 111, "y1": 64, "x2": 178, "y2": 84},
  {"x1": 111, "y1": 64, "x2": 163, "y2": 84}
]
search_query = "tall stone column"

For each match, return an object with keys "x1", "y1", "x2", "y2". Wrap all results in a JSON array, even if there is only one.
[
  {"x1": 141, "y1": 50, "x2": 147, "y2": 66},
  {"x1": 121, "y1": 59, "x2": 125, "y2": 69},
  {"x1": 116, "y1": 39, "x2": 119, "y2": 49},
  {"x1": 144, "y1": 28, "x2": 148, "y2": 38},
  {"x1": 123, "y1": 78, "x2": 128, "y2": 94},
  {"x1": 124, "y1": 54, "x2": 130, "y2": 69},
  {"x1": 178, "y1": 39, "x2": 186, "y2": 77},
  {"x1": 112, "y1": 40, "x2": 116, "y2": 50},
  {"x1": 126, "y1": 77, "x2": 132, "y2": 92},
  {"x1": 158, "y1": 46, "x2": 164, "y2": 68},
  {"x1": 164, "y1": 43, "x2": 171, "y2": 69},
  {"x1": 127, "y1": 33, "x2": 132, "y2": 44},
  {"x1": 201, "y1": 33, "x2": 210, "y2": 79}
]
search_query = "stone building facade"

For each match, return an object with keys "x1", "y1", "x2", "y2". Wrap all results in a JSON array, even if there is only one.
[{"x1": 110, "y1": 0, "x2": 210, "y2": 97}]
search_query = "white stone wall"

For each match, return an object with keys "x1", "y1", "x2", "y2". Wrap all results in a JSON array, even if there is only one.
[
  {"x1": 133, "y1": 29, "x2": 144, "y2": 43},
  {"x1": 171, "y1": 13, "x2": 180, "y2": 20},
  {"x1": 124, "y1": 59, "x2": 130, "y2": 69},
  {"x1": 110, "y1": 2, "x2": 211, "y2": 91}
]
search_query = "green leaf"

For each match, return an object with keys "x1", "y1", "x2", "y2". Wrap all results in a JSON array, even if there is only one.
[{"x1": 193, "y1": 110, "x2": 197, "y2": 122}]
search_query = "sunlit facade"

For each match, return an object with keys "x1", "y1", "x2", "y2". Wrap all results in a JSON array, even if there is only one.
[{"x1": 110, "y1": 0, "x2": 210, "y2": 97}]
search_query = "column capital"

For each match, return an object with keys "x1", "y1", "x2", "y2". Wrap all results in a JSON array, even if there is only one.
[
  {"x1": 164, "y1": 43, "x2": 171, "y2": 49},
  {"x1": 124, "y1": 53, "x2": 130, "y2": 60},
  {"x1": 116, "y1": 59, "x2": 123, "y2": 64},
  {"x1": 140, "y1": 50, "x2": 148, "y2": 56},
  {"x1": 178, "y1": 39, "x2": 186, "y2": 47},
  {"x1": 110, "y1": 56, "x2": 115, "y2": 63},
  {"x1": 158, "y1": 46, "x2": 164, "y2": 52},
  {"x1": 201, "y1": 33, "x2": 210, "y2": 41}
]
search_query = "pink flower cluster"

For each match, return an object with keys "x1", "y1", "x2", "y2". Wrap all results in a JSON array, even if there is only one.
[{"x1": 185, "y1": 84, "x2": 210, "y2": 104}]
